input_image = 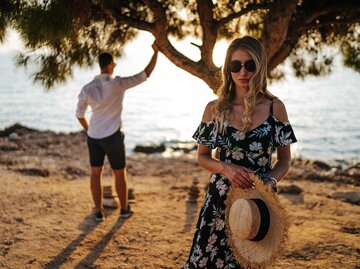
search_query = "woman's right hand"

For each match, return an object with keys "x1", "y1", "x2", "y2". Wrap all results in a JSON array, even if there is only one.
[{"x1": 220, "y1": 162, "x2": 255, "y2": 189}]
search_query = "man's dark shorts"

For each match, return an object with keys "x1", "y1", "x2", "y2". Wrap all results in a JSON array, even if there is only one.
[{"x1": 87, "y1": 130, "x2": 126, "y2": 169}]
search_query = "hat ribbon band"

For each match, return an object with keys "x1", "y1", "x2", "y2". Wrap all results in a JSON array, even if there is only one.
[{"x1": 249, "y1": 198, "x2": 270, "y2": 242}]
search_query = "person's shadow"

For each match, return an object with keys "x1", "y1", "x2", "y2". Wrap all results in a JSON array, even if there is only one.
[
  {"x1": 44, "y1": 213, "x2": 129, "y2": 268},
  {"x1": 74, "y1": 215, "x2": 130, "y2": 268},
  {"x1": 182, "y1": 178, "x2": 201, "y2": 233}
]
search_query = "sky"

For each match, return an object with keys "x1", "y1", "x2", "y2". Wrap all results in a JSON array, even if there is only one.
[
  {"x1": 0, "y1": 29, "x2": 24, "y2": 52},
  {"x1": 0, "y1": 28, "x2": 228, "y2": 68},
  {"x1": 1, "y1": 29, "x2": 359, "y2": 162}
]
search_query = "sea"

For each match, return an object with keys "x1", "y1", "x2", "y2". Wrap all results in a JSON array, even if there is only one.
[{"x1": 0, "y1": 36, "x2": 359, "y2": 165}]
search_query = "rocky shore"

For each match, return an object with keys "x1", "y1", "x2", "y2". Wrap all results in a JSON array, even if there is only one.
[{"x1": 0, "y1": 124, "x2": 359, "y2": 268}]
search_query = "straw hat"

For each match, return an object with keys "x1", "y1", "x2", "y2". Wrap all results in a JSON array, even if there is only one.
[{"x1": 225, "y1": 174, "x2": 288, "y2": 269}]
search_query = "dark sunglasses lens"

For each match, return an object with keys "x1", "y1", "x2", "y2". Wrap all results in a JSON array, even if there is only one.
[
  {"x1": 244, "y1": 60, "x2": 256, "y2": 72},
  {"x1": 229, "y1": 61, "x2": 241, "y2": 73},
  {"x1": 229, "y1": 60, "x2": 256, "y2": 73}
]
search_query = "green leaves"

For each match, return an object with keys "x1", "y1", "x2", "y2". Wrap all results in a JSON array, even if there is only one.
[
  {"x1": 341, "y1": 26, "x2": 360, "y2": 72},
  {"x1": 342, "y1": 42, "x2": 360, "y2": 72},
  {"x1": 0, "y1": 0, "x2": 20, "y2": 42},
  {"x1": 1, "y1": 0, "x2": 359, "y2": 90}
]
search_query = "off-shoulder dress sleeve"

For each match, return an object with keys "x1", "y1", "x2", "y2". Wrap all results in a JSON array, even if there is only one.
[
  {"x1": 192, "y1": 121, "x2": 218, "y2": 149},
  {"x1": 272, "y1": 118, "x2": 297, "y2": 147}
]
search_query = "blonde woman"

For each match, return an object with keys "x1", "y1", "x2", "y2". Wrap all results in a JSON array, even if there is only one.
[{"x1": 182, "y1": 36, "x2": 297, "y2": 268}]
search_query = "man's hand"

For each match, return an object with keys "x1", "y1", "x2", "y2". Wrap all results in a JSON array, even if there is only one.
[
  {"x1": 144, "y1": 42, "x2": 159, "y2": 77},
  {"x1": 152, "y1": 42, "x2": 159, "y2": 53},
  {"x1": 77, "y1": 118, "x2": 89, "y2": 131}
]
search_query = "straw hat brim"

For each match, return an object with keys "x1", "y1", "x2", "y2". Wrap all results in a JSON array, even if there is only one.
[{"x1": 225, "y1": 174, "x2": 288, "y2": 269}]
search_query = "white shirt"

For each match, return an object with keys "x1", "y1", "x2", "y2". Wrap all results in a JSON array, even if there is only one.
[{"x1": 76, "y1": 71, "x2": 147, "y2": 139}]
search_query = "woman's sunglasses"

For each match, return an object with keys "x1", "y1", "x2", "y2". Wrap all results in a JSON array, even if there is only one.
[{"x1": 229, "y1": 60, "x2": 256, "y2": 73}]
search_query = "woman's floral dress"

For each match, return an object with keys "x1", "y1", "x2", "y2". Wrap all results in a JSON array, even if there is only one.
[{"x1": 182, "y1": 103, "x2": 297, "y2": 269}]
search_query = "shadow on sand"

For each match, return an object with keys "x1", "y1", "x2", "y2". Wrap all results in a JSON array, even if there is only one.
[
  {"x1": 182, "y1": 178, "x2": 201, "y2": 233},
  {"x1": 44, "y1": 213, "x2": 130, "y2": 269}
]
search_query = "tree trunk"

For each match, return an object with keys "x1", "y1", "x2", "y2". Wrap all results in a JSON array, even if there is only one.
[{"x1": 261, "y1": 0, "x2": 298, "y2": 71}]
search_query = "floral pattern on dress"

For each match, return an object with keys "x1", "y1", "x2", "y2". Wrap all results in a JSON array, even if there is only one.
[{"x1": 183, "y1": 115, "x2": 297, "y2": 269}]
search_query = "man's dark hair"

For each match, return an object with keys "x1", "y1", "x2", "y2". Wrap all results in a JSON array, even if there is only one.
[{"x1": 98, "y1": 52, "x2": 113, "y2": 69}]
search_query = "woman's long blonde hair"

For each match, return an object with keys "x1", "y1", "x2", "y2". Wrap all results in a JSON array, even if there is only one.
[{"x1": 213, "y1": 36, "x2": 275, "y2": 133}]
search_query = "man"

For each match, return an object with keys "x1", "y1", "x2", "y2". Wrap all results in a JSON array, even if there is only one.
[{"x1": 76, "y1": 42, "x2": 159, "y2": 221}]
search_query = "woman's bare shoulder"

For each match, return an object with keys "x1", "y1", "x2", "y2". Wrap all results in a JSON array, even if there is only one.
[
  {"x1": 272, "y1": 98, "x2": 289, "y2": 122},
  {"x1": 202, "y1": 99, "x2": 217, "y2": 122}
]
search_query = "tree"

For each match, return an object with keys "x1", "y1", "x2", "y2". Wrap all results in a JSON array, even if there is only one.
[{"x1": 1, "y1": 0, "x2": 359, "y2": 91}]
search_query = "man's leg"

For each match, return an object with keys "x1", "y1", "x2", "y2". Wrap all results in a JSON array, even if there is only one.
[
  {"x1": 113, "y1": 168, "x2": 128, "y2": 210},
  {"x1": 91, "y1": 166, "x2": 103, "y2": 211},
  {"x1": 87, "y1": 135, "x2": 106, "y2": 214},
  {"x1": 103, "y1": 130, "x2": 131, "y2": 216}
]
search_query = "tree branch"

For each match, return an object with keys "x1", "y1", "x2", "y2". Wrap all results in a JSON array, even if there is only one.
[
  {"x1": 191, "y1": 42, "x2": 201, "y2": 49},
  {"x1": 114, "y1": 14, "x2": 155, "y2": 32},
  {"x1": 302, "y1": 0, "x2": 359, "y2": 24},
  {"x1": 261, "y1": 0, "x2": 299, "y2": 61},
  {"x1": 196, "y1": 0, "x2": 217, "y2": 65},
  {"x1": 93, "y1": 1, "x2": 155, "y2": 32},
  {"x1": 217, "y1": 3, "x2": 271, "y2": 27},
  {"x1": 142, "y1": 0, "x2": 167, "y2": 27},
  {"x1": 267, "y1": 25, "x2": 300, "y2": 72},
  {"x1": 133, "y1": 0, "x2": 220, "y2": 90},
  {"x1": 94, "y1": 0, "x2": 114, "y2": 20},
  {"x1": 154, "y1": 37, "x2": 221, "y2": 91},
  {"x1": 267, "y1": 0, "x2": 359, "y2": 72},
  {"x1": 301, "y1": 17, "x2": 360, "y2": 32}
]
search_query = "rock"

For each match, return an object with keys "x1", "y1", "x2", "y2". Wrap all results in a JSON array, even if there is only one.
[
  {"x1": 8, "y1": 132, "x2": 19, "y2": 141},
  {"x1": 312, "y1": 160, "x2": 332, "y2": 171},
  {"x1": 340, "y1": 226, "x2": 360, "y2": 234},
  {"x1": 329, "y1": 192, "x2": 360, "y2": 205},
  {"x1": 14, "y1": 217, "x2": 24, "y2": 223},
  {"x1": 0, "y1": 157, "x2": 15, "y2": 165},
  {"x1": 347, "y1": 163, "x2": 360, "y2": 169},
  {"x1": 16, "y1": 168, "x2": 50, "y2": 177},
  {"x1": 133, "y1": 143, "x2": 166, "y2": 154},
  {"x1": 343, "y1": 163, "x2": 360, "y2": 179},
  {"x1": 64, "y1": 166, "x2": 87, "y2": 176},
  {"x1": 0, "y1": 140, "x2": 19, "y2": 151},
  {"x1": 278, "y1": 184, "x2": 303, "y2": 194},
  {"x1": 103, "y1": 197, "x2": 120, "y2": 209},
  {"x1": 291, "y1": 158, "x2": 311, "y2": 167},
  {"x1": 128, "y1": 188, "x2": 136, "y2": 203},
  {"x1": 0, "y1": 123, "x2": 36, "y2": 137},
  {"x1": 171, "y1": 143, "x2": 197, "y2": 153},
  {"x1": 306, "y1": 172, "x2": 328, "y2": 181}
]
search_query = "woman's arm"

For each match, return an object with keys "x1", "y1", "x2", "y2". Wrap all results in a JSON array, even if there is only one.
[
  {"x1": 268, "y1": 99, "x2": 292, "y2": 182},
  {"x1": 269, "y1": 145, "x2": 291, "y2": 182},
  {"x1": 196, "y1": 101, "x2": 254, "y2": 189}
]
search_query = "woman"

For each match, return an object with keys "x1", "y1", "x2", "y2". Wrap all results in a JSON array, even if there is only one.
[{"x1": 182, "y1": 36, "x2": 297, "y2": 268}]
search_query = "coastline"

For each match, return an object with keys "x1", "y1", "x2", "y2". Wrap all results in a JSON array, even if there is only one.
[
  {"x1": 0, "y1": 124, "x2": 359, "y2": 268},
  {"x1": 1, "y1": 123, "x2": 359, "y2": 166}
]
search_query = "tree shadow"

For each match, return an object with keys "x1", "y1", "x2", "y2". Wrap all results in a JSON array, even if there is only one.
[
  {"x1": 182, "y1": 179, "x2": 201, "y2": 233},
  {"x1": 44, "y1": 213, "x2": 100, "y2": 269},
  {"x1": 74, "y1": 216, "x2": 130, "y2": 268}
]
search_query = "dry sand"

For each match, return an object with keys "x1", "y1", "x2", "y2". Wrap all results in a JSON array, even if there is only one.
[{"x1": 0, "y1": 127, "x2": 359, "y2": 268}]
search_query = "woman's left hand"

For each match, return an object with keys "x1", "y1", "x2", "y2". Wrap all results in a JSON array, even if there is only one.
[{"x1": 263, "y1": 177, "x2": 278, "y2": 193}]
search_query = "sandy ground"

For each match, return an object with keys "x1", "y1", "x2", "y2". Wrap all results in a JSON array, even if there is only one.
[{"x1": 0, "y1": 127, "x2": 359, "y2": 269}]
